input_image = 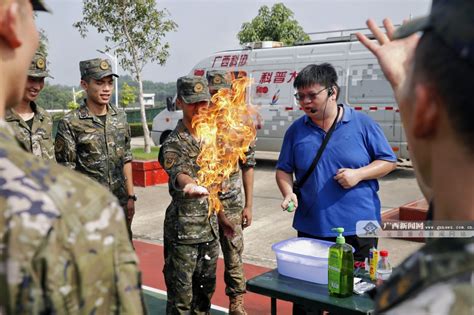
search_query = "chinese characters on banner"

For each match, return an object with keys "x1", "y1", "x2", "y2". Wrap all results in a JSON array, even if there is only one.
[
  {"x1": 212, "y1": 54, "x2": 248, "y2": 67},
  {"x1": 258, "y1": 71, "x2": 297, "y2": 84}
]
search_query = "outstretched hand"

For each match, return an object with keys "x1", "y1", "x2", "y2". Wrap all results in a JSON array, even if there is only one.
[
  {"x1": 356, "y1": 18, "x2": 420, "y2": 98},
  {"x1": 183, "y1": 183, "x2": 209, "y2": 198}
]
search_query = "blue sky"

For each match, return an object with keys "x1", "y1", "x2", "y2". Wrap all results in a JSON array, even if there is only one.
[{"x1": 36, "y1": 0, "x2": 431, "y2": 86}]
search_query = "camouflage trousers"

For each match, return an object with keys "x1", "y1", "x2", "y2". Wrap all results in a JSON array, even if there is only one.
[
  {"x1": 163, "y1": 238, "x2": 219, "y2": 315},
  {"x1": 219, "y1": 209, "x2": 246, "y2": 297}
]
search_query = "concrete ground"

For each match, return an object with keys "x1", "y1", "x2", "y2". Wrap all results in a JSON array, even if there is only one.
[{"x1": 131, "y1": 137, "x2": 424, "y2": 268}]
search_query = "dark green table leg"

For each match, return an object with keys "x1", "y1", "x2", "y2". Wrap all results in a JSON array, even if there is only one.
[{"x1": 271, "y1": 297, "x2": 277, "y2": 315}]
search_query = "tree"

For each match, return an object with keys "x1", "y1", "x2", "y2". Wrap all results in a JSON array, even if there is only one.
[
  {"x1": 237, "y1": 3, "x2": 310, "y2": 46},
  {"x1": 74, "y1": 0, "x2": 178, "y2": 153},
  {"x1": 119, "y1": 82, "x2": 137, "y2": 108}
]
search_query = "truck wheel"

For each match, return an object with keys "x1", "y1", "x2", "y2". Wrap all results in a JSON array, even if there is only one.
[{"x1": 160, "y1": 130, "x2": 172, "y2": 144}]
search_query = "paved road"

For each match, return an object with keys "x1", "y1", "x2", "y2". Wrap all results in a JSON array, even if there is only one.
[{"x1": 132, "y1": 154, "x2": 424, "y2": 269}]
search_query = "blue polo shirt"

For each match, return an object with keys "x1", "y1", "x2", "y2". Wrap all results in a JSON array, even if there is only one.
[{"x1": 276, "y1": 104, "x2": 396, "y2": 237}]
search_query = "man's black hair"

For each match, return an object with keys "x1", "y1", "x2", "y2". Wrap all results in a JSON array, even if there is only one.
[
  {"x1": 293, "y1": 63, "x2": 340, "y2": 100},
  {"x1": 414, "y1": 32, "x2": 474, "y2": 155}
]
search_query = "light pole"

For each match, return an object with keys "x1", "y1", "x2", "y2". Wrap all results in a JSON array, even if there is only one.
[{"x1": 96, "y1": 49, "x2": 119, "y2": 108}]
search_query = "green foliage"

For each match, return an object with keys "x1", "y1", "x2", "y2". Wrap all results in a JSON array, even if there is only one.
[
  {"x1": 129, "y1": 122, "x2": 153, "y2": 137},
  {"x1": 119, "y1": 82, "x2": 137, "y2": 108},
  {"x1": 36, "y1": 83, "x2": 77, "y2": 109},
  {"x1": 120, "y1": 75, "x2": 175, "y2": 107},
  {"x1": 237, "y1": 3, "x2": 310, "y2": 46},
  {"x1": 132, "y1": 146, "x2": 160, "y2": 161},
  {"x1": 74, "y1": 0, "x2": 178, "y2": 78},
  {"x1": 67, "y1": 101, "x2": 80, "y2": 110}
]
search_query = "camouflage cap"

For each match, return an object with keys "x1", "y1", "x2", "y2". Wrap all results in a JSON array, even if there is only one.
[
  {"x1": 394, "y1": 0, "x2": 474, "y2": 64},
  {"x1": 206, "y1": 70, "x2": 232, "y2": 92},
  {"x1": 28, "y1": 50, "x2": 51, "y2": 78},
  {"x1": 80, "y1": 58, "x2": 119, "y2": 80},
  {"x1": 31, "y1": 0, "x2": 50, "y2": 12},
  {"x1": 177, "y1": 75, "x2": 211, "y2": 104}
]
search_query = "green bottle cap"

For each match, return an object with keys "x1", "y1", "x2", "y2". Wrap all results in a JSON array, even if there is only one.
[
  {"x1": 286, "y1": 200, "x2": 295, "y2": 212},
  {"x1": 332, "y1": 227, "x2": 345, "y2": 244}
]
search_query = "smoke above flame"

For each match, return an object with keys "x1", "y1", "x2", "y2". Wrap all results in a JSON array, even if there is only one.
[{"x1": 193, "y1": 76, "x2": 256, "y2": 216}]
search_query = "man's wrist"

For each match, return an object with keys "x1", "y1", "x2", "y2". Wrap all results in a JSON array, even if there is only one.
[{"x1": 128, "y1": 194, "x2": 137, "y2": 201}]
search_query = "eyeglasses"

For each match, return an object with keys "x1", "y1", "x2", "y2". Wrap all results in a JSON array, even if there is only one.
[{"x1": 294, "y1": 87, "x2": 329, "y2": 102}]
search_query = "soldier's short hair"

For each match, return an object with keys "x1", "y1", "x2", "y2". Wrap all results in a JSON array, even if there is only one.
[
  {"x1": 294, "y1": 63, "x2": 340, "y2": 100},
  {"x1": 414, "y1": 33, "x2": 473, "y2": 155},
  {"x1": 394, "y1": 0, "x2": 474, "y2": 155}
]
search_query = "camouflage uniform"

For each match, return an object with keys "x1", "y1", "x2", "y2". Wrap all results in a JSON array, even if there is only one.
[
  {"x1": 6, "y1": 103, "x2": 54, "y2": 160},
  {"x1": 159, "y1": 76, "x2": 219, "y2": 315},
  {"x1": 54, "y1": 59, "x2": 133, "y2": 233},
  {"x1": 207, "y1": 70, "x2": 257, "y2": 299},
  {"x1": 375, "y1": 238, "x2": 474, "y2": 314},
  {"x1": 6, "y1": 51, "x2": 55, "y2": 161},
  {"x1": 0, "y1": 120, "x2": 145, "y2": 314}
]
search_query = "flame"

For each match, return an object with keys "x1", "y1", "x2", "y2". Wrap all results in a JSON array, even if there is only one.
[{"x1": 193, "y1": 76, "x2": 256, "y2": 216}]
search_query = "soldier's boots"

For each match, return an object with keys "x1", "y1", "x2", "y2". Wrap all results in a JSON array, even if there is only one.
[{"x1": 229, "y1": 295, "x2": 247, "y2": 315}]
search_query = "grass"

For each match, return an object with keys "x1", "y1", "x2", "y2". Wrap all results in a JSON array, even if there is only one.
[{"x1": 132, "y1": 146, "x2": 160, "y2": 161}]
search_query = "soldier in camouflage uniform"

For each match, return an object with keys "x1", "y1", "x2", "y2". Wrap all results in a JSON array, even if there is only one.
[
  {"x1": 207, "y1": 70, "x2": 256, "y2": 315},
  {"x1": 0, "y1": 1, "x2": 146, "y2": 313},
  {"x1": 358, "y1": 0, "x2": 474, "y2": 313},
  {"x1": 6, "y1": 50, "x2": 55, "y2": 160},
  {"x1": 159, "y1": 75, "x2": 221, "y2": 315},
  {"x1": 55, "y1": 58, "x2": 136, "y2": 239}
]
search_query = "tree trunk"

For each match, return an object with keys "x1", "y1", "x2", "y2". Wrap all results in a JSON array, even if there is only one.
[{"x1": 137, "y1": 73, "x2": 152, "y2": 153}]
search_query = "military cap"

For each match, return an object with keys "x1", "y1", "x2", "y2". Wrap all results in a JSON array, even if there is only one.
[
  {"x1": 394, "y1": 0, "x2": 474, "y2": 64},
  {"x1": 31, "y1": 0, "x2": 50, "y2": 12},
  {"x1": 177, "y1": 76, "x2": 211, "y2": 104},
  {"x1": 28, "y1": 50, "x2": 51, "y2": 78},
  {"x1": 80, "y1": 58, "x2": 119, "y2": 80},
  {"x1": 206, "y1": 70, "x2": 232, "y2": 91}
]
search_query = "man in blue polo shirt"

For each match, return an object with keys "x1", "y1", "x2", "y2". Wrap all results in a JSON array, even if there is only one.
[{"x1": 276, "y1": 63, "x2": 396, "y2": 263}]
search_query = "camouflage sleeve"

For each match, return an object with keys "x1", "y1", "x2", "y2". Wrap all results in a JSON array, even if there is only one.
[
  {"x1": 123, "y1": 121, "x2": 133, "y2": 163},
  {"x1": 47, "y1": 190, "x2": 145, "y2": 313},
  {"x1": 159, "y1": 141, "x2": 194, "y2": 190},
  {"x1": 54, "y1": 119, "x2": 76, "y2": 169},
  {"x1": 239, "y1": 143, "x2": 256, "y2": 168}
]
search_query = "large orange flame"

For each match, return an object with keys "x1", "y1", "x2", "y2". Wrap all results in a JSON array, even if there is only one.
[{"x1": 192, "y1": 76, "x2": 256, "y2": 216}]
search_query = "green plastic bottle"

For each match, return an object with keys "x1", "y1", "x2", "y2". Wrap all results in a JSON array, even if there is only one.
[{"x1": 328, "y1": 227, "x2": 354, "y2": 297}]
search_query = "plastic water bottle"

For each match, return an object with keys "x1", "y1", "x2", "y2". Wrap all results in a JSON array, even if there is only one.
[{"x1": 376, "y1": 250, "x2": 392, "y2": 286}]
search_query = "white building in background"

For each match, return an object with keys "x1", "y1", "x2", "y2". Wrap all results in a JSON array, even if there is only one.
[{"x1": 143, "y1": 93, "x2": 155, "y2": 107}]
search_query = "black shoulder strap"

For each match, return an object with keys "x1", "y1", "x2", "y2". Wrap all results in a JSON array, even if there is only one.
[{"x1": 295, "y1": 105, "x2": 342, "y2": 189}]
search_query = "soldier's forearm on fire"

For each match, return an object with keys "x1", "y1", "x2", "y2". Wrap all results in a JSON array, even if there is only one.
[{"x1": 176, "y1": 173, "x2": 197, "y2": 190}]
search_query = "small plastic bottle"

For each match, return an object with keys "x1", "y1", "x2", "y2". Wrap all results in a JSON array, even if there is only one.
[{"x1": 376, "y1": 250, "x2": 392, "y2": 286}]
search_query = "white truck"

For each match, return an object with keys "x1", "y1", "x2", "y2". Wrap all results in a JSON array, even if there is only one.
[{"x1": 151, "y1": 29, "x2": 408, "y2": 160}]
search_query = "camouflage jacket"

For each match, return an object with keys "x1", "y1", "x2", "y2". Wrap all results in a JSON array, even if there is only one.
[
  {"x1": 375, "y1": 237, "x2": 474, "y2": 314},
  {"x1": 54, "y1": 103, "x2": 132, "y2": 206},
  {"x1": 159, "y1": 120, "x2": 218, "y2": 245},
  {"x1": 0, "y1": 120, "x2": 145, "y2": 314},
  {"x1": 5, "y1": 102, "x2": 55, "y2": 161},
  {"x1": 219, "y1": 145, "x2": 256, "y2": 211}
]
